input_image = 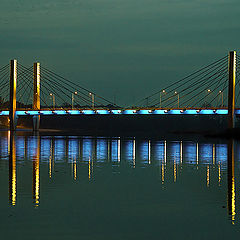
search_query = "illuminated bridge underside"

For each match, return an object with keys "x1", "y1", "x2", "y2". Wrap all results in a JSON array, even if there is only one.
[{"x1": 1, "y1": 109, "x2": 240, "y2": 116}]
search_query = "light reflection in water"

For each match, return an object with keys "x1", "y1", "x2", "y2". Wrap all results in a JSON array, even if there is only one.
[
  {"x1": 8, "y1": 132, "x2": 16, "y2": 206},
  {"x1": 49, "y1": 138, "x2": 55, "y2": 179},
  {"x1": 133, "y1": 139, "x2": 136, "y2": 167},
  {"x1": 4, "y1": 135, "x2": 237, "y2": 223},
  {"x1": 196, "y1": 143, "x2": 199, "y2": 167},
  {"x1": 227, "y1": 139, "x2": 235, "y2": 225},
  {"x1": 73, "y1": 156, "x2": 77, "y2": 181},
  {"x1": 118, "y1": 139, "x2": 121, "y2": 162},
  {"x1": 218, "y1": 163, "x2": 221, "y2": 186},
  {"x1": 174, "y1": 160, "x2": 177, "y2": 182},
  {"x1": 213, "y1": 144, "x2": 215, "y2": 165},
  {"x1": 200, "y1": 144, "x2": 213, "y2": 165},
  {"x1": 206, "y1": 165, "x2": 210, "y2": 187},
  {"x1": 32, "y1": 135, "x2": 40, "y2": 207},
  {"x1": 180, "y1": 141, "x2": 183, "y2": 164},
  {"x1": 148, "y1": 140, "x2": 151, "y2": 165}
]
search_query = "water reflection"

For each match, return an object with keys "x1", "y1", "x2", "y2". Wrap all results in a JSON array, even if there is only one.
[
  {"x1": 227, "y1": 139, "x2": 235, "y2": 224},
  {"x1": 32, "y1": 135, "x2": 40, "y2": 207},
  {"x1": 4, "y1": 134, "x2": 238, "y2": 224},
  {"x1": 8, "y1": 132, "x2": 16, "y2": 206}
]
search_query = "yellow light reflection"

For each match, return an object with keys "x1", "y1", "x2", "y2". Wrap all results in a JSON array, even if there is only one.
[
  {"x1": 49, "y1": 156, "x2": 52, "y2": 179},
  {"x1": 213, "y1": 144, "x2": 215, "y2": 165},
  {"x1": 161, "y1": 161, "x2": 165, "y2": 184},
  {"x1": 218, "y1": 163, "x2": 221, "y2": 186},
  {"x1": 133, "y1": 139, "x2": 136, "y2": 168},
  {"x1": 49, "y1": 139, "x2": 54, "y2": 179},
  {"x1": 9, "y1": 133, "x2": 16, "y2": 206},
  {"x1": 206, "y1": 165, "x2": 210, "y2": 187},
  {"x1": 174, "y1": 160, "x2": 176, "y2": 182},
  {"x1": 7, "y1": 130, "x2": 10, "y2": 154},
  {"x1": 231, "y1": 176, "x2": 235, "y2": 224},
  {"x1": 74, "y1": 156, "x2": 77, "y2": 181},
  {"x1": 88, "y1": 156, "x2": 91, "y2": 180},
  {"x1": 227, "y1": 140, "x2": 235, "y2": 225},
  {"x1": 33, "y1": 137, "x2": 40, "y2": 207},
  {"x1": 164, "y1": 140, "x2": 167, "y2": 164}
]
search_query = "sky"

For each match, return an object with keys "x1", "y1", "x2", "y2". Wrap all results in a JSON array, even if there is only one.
[{"x1": 0, "y1": 0, "x2": 240, "y2": 106}]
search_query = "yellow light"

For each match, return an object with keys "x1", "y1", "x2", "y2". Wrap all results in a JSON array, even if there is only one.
[
  {"x1": 174, "y1": 160, "x2": 177, "y2": 182},
  {"x1": 49, "y1": 156, "x2": 52, "y2": 178},
  {"x1": 88, "y1": 156, "x2": 91, "y2": 180},
  {"x1": 231, "y1": 175, "x2": 235, "y2": 223},
  {"x1": 218, "y1": 163, "x2": 221, "y2": 186},
  {"x1": 74, "y1": 157, "x2": 77, "y2": 181},
  {"x1": 207, "y1": 165, "x2": 210, "y2": 187},
  {"x1": 213, "y1": 144, "x2": 215, "y2": 165},
  {"x1": 33, "y1": 137, "x2": 40, "y2": 208},
  {"x1": 133, "y1": 139, "x2": 136, "y2": 168},
  {"x1": 162, "y1": 161, "x2": 164, "y2": 184}
]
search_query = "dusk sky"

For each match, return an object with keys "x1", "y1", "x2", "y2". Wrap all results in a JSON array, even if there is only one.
[{"x1": 1, "y1": 0, "x2": 239, "y2": 106}]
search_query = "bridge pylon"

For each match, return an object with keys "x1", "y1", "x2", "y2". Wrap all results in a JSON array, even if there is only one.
[
  {"x1": 228, "y1": 51, "x2": 236, "y2": 129},
  {"x1": 33, "y1": 62, "x2": 40, "y2": 131},
  {"x1": 9, "y1": 60, "x2": 17, "y2": 131}
]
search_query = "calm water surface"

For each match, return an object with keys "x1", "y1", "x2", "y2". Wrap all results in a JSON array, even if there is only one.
[{"x1": 0, "y1": 132, "x2": 240, "y2": 239}]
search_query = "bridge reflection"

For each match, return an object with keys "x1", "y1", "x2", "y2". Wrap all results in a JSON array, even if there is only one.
[{"x1": 4, "y1": 133, "x2": 238, "y2": 223}]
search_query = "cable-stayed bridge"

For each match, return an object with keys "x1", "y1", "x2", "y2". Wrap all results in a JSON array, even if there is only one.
[{"x1": 0, "y1": 51, "x2": 239, "y2": 131}]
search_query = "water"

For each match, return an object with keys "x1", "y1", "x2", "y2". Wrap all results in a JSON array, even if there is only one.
[{"x1": 0, "y1": 132, "x2": 240, "y2": 239}]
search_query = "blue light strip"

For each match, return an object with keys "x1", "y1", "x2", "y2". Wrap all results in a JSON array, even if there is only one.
[
  {"x1": 0, "y1": 111, "x2": 9, "y2": 116},
  {"x1": 0, "y1": 109, "x2": 237, "y2": 116}
]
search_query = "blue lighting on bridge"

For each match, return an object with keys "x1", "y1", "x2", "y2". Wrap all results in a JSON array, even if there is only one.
[
  {"x1": 96, "y1": 110, "x2": 109, "y2": 115},
  {"x1": 235, "y1": 109, "x2": 240, "y2": 114},
  {"x1": 153, "y1": 110, "x2": 165, "y2": 114},
  {"x1": 0, "y1": 111, "x2": 9, "y2": 115},
  {"x1": 16, "y1": 111, "x2": 27, "y2": 116},
  {"x1": 53, "y1": 110, "x2": 67, "y2": 115},
  {"x1": 82, "y1": 110, "x2": 95, "y2": 114},
  {"x1": 199, "y1": 110, "x2": 215, "y2": 115},
  {"x1": 168, "y1": 110, "x2": 182, "y2": 114},
  {"x1": 68, "y1": 110, "x2": 81, "y2": 115},
  {"x1": 184, "y1": 110, "x2": 198, "y2": 114},
  {"x1": 112, "y1": 110, "x2": 121, "y2": 114},
  {"x1": 1, "y1": 108, "x2": 235, "y2": 116},
  {"x1": 40, "y1": 110, "x2": 53, "y2": 115},
  {"x1": 123, "y1": 110, "x2": 136, "y2": 114},
  {"x1": 28, "y1": 111, "x2": 40, "y2": 115},
  {"x1": 138, "y1": 110, "x2": 150, "y2": 114}
]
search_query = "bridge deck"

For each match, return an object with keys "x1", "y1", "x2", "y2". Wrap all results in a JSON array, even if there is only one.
[{"x1": 0, "y1": 108, "x2": 240, "y2": 116}]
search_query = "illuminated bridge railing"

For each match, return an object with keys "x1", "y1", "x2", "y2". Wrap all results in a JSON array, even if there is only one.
[{"x1": 0, "y1": 108, "x2": 239, "y2": 116}]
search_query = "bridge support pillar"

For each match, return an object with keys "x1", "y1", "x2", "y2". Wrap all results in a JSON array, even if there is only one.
[
  {"x1": 33, "y1": 62, "x2": 40, "y2": 131},
  {"x1": 33, "y1": 115, "x2": 40, "y2": 131},
  {"x1": 10, "y1": 60, "x2": 17, "y2": 131},
  {"x1": 228, "y1": 51, "x2": 236, "y2": 129}
]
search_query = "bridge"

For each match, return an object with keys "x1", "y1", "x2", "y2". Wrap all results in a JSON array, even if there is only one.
[{"x1": 0, "y1": 51, "x2": 239, "y2": 131}]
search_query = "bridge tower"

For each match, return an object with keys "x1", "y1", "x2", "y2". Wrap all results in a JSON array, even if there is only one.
[
  {"x1": 9, "y1": 60, "x2": 17, "y2": 131},
  {"x1": 33, "y1": 62, "x2": 40, "y2": 131},
  {"x1": 228, "y1": 51, "x2": 236, "y2": 129}
]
